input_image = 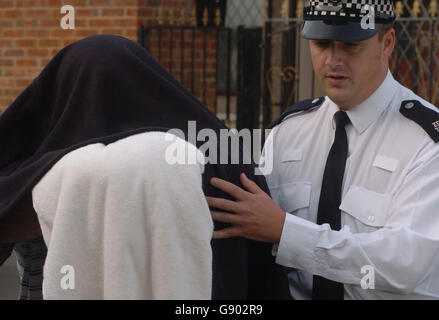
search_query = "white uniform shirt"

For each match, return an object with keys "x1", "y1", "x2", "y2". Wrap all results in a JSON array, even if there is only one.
[{"x1": 262, "y1": 70, "x2": 439, "y2": 299}]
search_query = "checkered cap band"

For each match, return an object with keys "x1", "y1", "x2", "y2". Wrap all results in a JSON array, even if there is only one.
[{"x1": 304, "y1": 0, "x2": 395, "y2": 22}]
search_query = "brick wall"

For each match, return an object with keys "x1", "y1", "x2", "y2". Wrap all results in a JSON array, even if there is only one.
[
  {"x1": 0, "y1": 0, "x2": 218, "y2": 114},
  {"x1": 0, "y1": 0, "x2": 137, "y2": 112}
]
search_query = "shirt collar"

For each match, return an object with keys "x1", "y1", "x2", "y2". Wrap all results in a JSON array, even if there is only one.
[{"x1": 328, "y1": 70, "x2": 398, "y2": 134}]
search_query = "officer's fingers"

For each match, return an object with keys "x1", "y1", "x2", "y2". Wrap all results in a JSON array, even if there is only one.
[
  {"x1": 210, "y1": 177, "x2": 249, "y2": 200},
  {"x1": 206, "y1": 196, "x2": 240, "y2": 213},
  {"x1": 240, "y1": 173, "x2": 265, "y2": 194},
  {"x1": 212, "y1": 226, "x2": 242, "y2": 239},
  {"x1": 211, "y1": 210, "x2": 243, "y2": 225}
]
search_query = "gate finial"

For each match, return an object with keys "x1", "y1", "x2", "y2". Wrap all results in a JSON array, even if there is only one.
[
  {"x1": 168, "y1": 8, "x2": 175, "y2": 25},
  {"x1": 281, "y1": 0, "x2": 289, "y2": 22},
  {"x1": 190, "y1": 7, "x2": 197, "y2": 26},
  {"x1": 411, "y1": 0, "x2": 421, "y2": 17},
  {"x1": 178, "y1": 9, "x2": 186, "y2": 26},
  {"x1": 214, "y1": 8, "x2": 222, "y2": 27},
  {"x1": 429, "y1": 0, "x2": 438, "y2": 17},
  {"x1": 296, "y1": 0, "x2": 304, "y2": 19},
  {"x1": 395, "y1": 1, "x2": 404, "y2": 18},
  {"x1": 202, "y1": 7, "x2": 209, "y2": 26},
  {"x1": 157, "y1": 5, "x2": 164, "y2": 25}
]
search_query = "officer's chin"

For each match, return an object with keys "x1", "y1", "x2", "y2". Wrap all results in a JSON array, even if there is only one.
[{"x1": 324, "y1": 86, "x2": 353, "y2": 105}]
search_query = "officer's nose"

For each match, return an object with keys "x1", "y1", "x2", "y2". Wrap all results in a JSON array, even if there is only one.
[{"x1": 325, "y1": 43, "x2": 344, "y2": 69}]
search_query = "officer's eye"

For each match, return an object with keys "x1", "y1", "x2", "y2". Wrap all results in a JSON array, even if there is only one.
[{"x1": 315, "y1": 40, "x2": 330, "y2": 48}]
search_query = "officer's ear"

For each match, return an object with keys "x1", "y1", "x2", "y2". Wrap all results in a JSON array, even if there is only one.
[{"x1": 381, "y1": 26, "x2": 395, "y2": 58}]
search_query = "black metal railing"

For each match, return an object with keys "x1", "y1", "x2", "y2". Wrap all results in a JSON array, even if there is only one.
[{"x1": 138, "y1": 25, "x2": 233, "y2": 123}]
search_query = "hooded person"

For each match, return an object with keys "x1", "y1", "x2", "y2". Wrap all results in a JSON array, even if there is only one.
[{"x1": 0, "y1": 34, "x2": 291, "y2": 299}]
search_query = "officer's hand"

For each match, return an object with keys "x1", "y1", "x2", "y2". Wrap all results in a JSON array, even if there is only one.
[{"x1": 206, "y1": 173, "x2": 286, "y2": 243}]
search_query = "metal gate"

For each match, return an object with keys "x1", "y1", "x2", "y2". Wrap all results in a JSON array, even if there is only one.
[
  {"x1": 138, "y1": 25, "x2": 233, "y2": 120},
  {"x1": 136, "y1": 1, "x2": 267, "y2": 131},
  {"x1": 262, "y1": 0, "x2": 314, "y2": 129},
  {"x1": 391, "y1": 0, "x2": 439, "y2": 106},
  {"x1": 138, "y1": 24, "x2": 265, "y2": 130}
]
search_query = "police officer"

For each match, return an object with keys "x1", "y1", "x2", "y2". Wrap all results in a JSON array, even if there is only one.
[{"x1": 206, "y1": 0, "x2": 439, "y2": 299}]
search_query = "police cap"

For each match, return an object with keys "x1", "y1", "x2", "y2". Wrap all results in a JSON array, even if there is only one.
[{"x1": 301, "y1": 0, "x2": 396, "y2": 42}]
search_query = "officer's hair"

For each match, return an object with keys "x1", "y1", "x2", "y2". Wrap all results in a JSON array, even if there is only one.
[{"x1": 378, "y1": 22, "x2": 395, "y2": 41}]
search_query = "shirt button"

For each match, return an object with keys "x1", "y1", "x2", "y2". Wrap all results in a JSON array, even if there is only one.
[
  {"x1": 367, "y1": 215, "x2": 375, "y2": 222},
  {"x1": 405, "y1": 102, "x2": 414, "y2": 109}
]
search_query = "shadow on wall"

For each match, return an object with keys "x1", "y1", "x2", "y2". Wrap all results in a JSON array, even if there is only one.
[{"x1": 0, "y1": 255, "x2": 20, "y2": 300}]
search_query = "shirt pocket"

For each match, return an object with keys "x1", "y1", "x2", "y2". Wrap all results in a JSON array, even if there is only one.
[
  {"x1": 270, "y1": 181, "x2": 311, "y2": 214},
  {"x1": 281, "y1": 148, "x2": 303, "y2": 163},
  {"x1": 340, "y1": 185, "x2": 392, "y2": 231}
]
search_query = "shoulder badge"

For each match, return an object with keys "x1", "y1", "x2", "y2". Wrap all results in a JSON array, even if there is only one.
[
  {"x1": 400, "y1": 100, "x2": 439, "y2": 143},
  {"x1": 270, "y1": 97, "x2": 325, "y2": 128}
]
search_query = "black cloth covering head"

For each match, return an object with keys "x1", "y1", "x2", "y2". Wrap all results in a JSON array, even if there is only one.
[{"x1": 0, "y1": 35, "x2": 290, "y2": 299}]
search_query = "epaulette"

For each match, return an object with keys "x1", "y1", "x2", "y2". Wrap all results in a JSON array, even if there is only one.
[
  {"x1": 400, "y1": 100, "x2": 439, "y2": 143},
  {"x1": 270, "y1": 97, "x2": 325, "y2": 128}
]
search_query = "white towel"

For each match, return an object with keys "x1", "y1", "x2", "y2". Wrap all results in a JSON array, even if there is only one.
[{"x1": 32, "y1": 131, "x2": 213, "y2": 299}]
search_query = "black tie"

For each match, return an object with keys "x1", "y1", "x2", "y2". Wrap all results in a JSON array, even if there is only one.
[{"x1": 312, "y1": 110, "x2": 350, "y2": 300}]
